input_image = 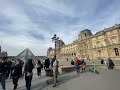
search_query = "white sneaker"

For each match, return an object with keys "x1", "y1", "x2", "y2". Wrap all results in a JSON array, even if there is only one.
[{"x1": 37, "y1": 76, "x2": 39, "y2": 77}]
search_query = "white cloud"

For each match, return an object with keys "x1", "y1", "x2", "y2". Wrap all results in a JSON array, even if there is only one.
[
  {"x1": 0, "y1": 0, "x2": 120, "y2": 56},
  {"x1": 26, "y1": 0, "x2": 75, "y2": 16},
  {"x1": 0, "y1": 31, "x2": 53, "y2": 56}
]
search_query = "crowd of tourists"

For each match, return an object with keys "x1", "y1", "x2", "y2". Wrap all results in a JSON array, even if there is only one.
[
  {"x1": 72, "y1": 57, "x2": 87, "y2": 74},
  {"x1": 0, "y1": 56, "x2": 59, "y2": 90},
  {"x1": 0, "y1": 56, "x2": 115, "y2": 90},
  {"x1": 71, "y1": 57, "x2": 115, "y2": 74},
  {"x1": 0, "y1": 58, "x2": 24, "y2": 90}
]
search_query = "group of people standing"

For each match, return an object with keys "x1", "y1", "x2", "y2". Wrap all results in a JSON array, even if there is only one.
[
  {"x1": 71, "y1": 57, "x2": 86, "y2": 74},
  {"x1": 0, "y1": 58, "x2": 38, "y2": 90},
  {"x1": 101, "y1": 58, "x2": 115, "y2": 69},
  {"x1": 44, "y1": 56, "x2": 59, "y2": 87},
  {"x1": 0, "y1": 56, "x2": 59, "y2": 90},
  {"x1": 0, "y1": 58, "x2": 24, "y2": 90},
  {"x1": 72, "y1": 57, "x2": 115, "y2": 74},
  {"x1": 0, "y1": 56, "x2": 115, "y2": 90}
]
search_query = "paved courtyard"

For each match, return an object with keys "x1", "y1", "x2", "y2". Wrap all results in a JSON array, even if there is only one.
[
  {"x1": 1, "y1": 69, "x2": 120, "y2": 90},
  {"x1": 58, "y1": 59, "x2": 120, "y2": 66}
]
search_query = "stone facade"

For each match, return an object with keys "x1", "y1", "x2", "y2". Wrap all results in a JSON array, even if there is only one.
[{"x1": 47, "y1": 24, "x2": 120, "y2": 60}]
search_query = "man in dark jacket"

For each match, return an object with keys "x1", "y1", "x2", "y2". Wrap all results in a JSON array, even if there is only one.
[
  {"x1": 19, "y1": 60, "x2": 24, "y2": 77},
  {"x1": 0, "y1": 58, "x2": 8, "y2": 90},
  {"x1": 6, "y1": 60, "x2": 12, "y2": 79},
  {"x1": 108, "y1": 58, "x2": 114, "y2": 69},
  {"x1": 51, "y1": 56, "x2": 55, "y2": 67},
  {"x1": 11, "y1": 60, "x2": 22, "y2": 90},
  {"x1": 23, "y1": 59, "x2": 35, "y2": 90},
  {"x1": 10, "y1": 59, "x2": 15, "y2": 79},
  {"x1": 44, "y1": 57, "x2": 50, "y2": 69}
]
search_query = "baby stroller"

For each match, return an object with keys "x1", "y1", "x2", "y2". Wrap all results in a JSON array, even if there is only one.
[{"x1": 45, "y1": 68, "x2": 53, "y2": 84}]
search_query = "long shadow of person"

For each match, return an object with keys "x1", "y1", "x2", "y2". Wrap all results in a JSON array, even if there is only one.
[
  {"x1": 59, "y1": 73, "x2": 79, "y2": 84},
  {"x1": 18, "y1": 72, "x2": 80, "y2": 90},
  {"x1": 43, "y1": 71, "x2": 80, "y2": 86}
]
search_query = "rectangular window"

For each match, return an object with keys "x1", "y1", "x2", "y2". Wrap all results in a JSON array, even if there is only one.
[{"x1": 114, "y1": 48, "x2": 119, "y2": 56}]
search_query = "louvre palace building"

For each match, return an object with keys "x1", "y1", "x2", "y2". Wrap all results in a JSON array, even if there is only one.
[{"x1": 47, "y1": 24, "x2": 120, "y2": 60}]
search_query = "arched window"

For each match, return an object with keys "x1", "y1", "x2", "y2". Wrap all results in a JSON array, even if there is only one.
[
  {"x1": 74, "y1": 53, "x2": 76, "y2": 56},
  {"x1": 114, "y1": 48, "x2": 119, "y2": 56}
]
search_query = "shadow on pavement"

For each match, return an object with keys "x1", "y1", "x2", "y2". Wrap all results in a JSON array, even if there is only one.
[
  {"x1": 17, "y1": 72, "x2": 79, "y2": 90},
  {"x1": 87, "y1": 69, "x2": 100, "y2": 74},
  {"x1": 32, "y1": 75, "x2": 46, "y2": 82},
  {"x1": 58, "y1": 73, "x2": 80, "y2": 85}
]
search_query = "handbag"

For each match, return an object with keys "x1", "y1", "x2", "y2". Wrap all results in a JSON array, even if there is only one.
[{"x1": 26, "y1": 72, "x2": 33, "y2": 76}]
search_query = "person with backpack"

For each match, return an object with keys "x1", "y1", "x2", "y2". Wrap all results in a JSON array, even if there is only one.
[
  {"x1": 36, "y1": 60, "x2": 43, "y2": 78},
  {"x1": 11, "y1": 59, "x2": 22, "y2": 90},
  {"x1": 0, "y1": 58, "x2": 9, "y2": 90},
  {"x1": 23, "y1": 59, "x2": 35, "y2": 90}
]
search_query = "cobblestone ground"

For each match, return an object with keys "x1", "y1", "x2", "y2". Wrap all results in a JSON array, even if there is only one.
[{"x1": 1, "y1": 69, "x2": 120, "y2": 90}]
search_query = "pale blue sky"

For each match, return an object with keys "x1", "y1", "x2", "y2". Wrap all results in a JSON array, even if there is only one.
[{"x1": 0, "y1": 0, "x2": 120, "y2": 56}]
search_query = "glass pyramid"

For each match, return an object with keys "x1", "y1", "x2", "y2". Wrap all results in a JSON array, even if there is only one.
[{"x1": 16, "y1": 48, "x2": 35, "y2": 61}]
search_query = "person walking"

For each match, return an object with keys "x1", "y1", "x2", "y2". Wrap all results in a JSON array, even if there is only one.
[
  {"x1": 10, "y1": 59, "x2": 15, "y2": 79},
  {"x1": 36, "y1": 60, "x2": 43, "y2": 78},
  {"x1": 0, "y1": 58, "x2": 8, "y2": 90},
  {"x1": 6, "y1": 60, "x2": 12, "y2": 79},
  {"x1": 74, "y1": 57, "x2": 81, "y2": 74},
  {"x1": 11, "y1": 60, "x2": 22, "y2": 90},
  {"x1": 19, "y1": 60, "x2": 24, "y2": 77},
  {"x1": 23, "y1": 59, "x2": 35, "y2": 90}
]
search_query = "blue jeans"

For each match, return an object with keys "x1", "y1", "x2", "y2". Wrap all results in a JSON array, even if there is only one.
[
  {"x1": 75, "y1": 64, "x2": 80, "y2": 74},
  {"x1": 0, "y1": 74, "x2": 6, "y2": 90},
  {"x1": 25, "y1": 76, "x2": 33, "y2": 90}
]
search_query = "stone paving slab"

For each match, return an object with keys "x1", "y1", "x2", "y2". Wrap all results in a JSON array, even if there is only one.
[
  {"x1": 42, "y1": 70, "x2": 120, "y2": 90},
  {"x1": 1, "y1": 69, "x2": 120, "y2": 90}
]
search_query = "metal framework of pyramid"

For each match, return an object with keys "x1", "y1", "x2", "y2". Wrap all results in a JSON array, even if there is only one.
[{"x1": 16, "y1": 48, "x2": 35, "y2": 61}]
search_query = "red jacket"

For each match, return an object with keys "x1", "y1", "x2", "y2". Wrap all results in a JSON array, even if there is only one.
[{"x1": 75, "y1": 59, "x2": 81, "y2": 65}]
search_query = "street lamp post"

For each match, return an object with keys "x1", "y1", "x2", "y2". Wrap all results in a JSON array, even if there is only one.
[{"x1": 52, "y1": 34, "x2": 59, "y2": 59}]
